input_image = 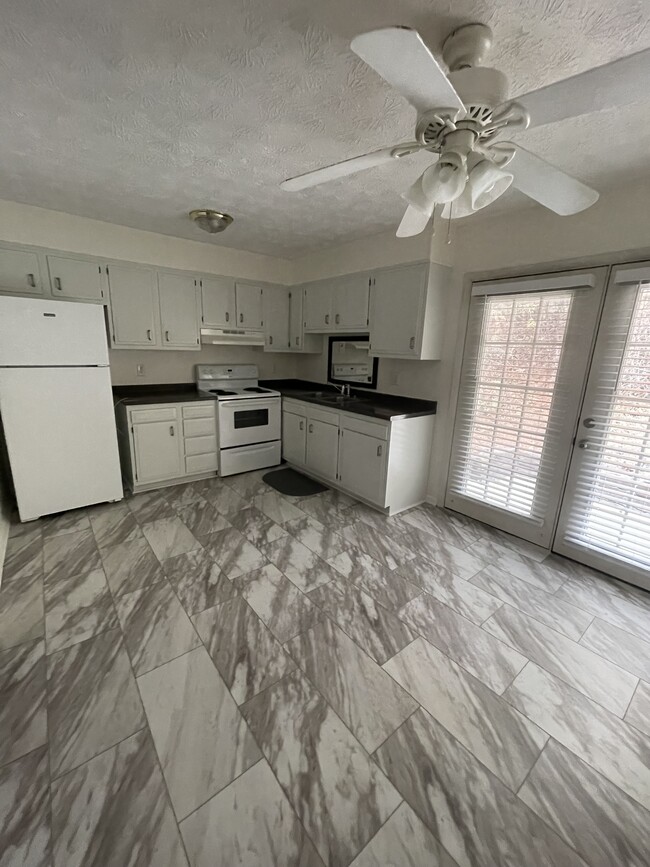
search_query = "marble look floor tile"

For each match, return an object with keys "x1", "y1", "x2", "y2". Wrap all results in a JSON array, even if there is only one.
[
  {"x1": 180, "y1": 759, "x2": 323, "y2": 867},
  {"x1": 162, "y1": 549, "x2": 237, "y2": 616},
  {"x1": 253, "y1": 490, "x2": 307, "y2": 525},
  {"x1": 350, "y1": 802, "x2": 458, "y2": 867},
  {"x1": 556, "y1": 573, "x2": 650, "y2": 644},
  {"x1": 0, "y1": 569, "x2": 44, "y2": 651},
  {"x1": 141, "y1": 516, "x2": 202, "y2": 562},
  {"x1": 340, "y1": 522, "x2": 416, "y2": 571},
  {"x1": 43, "y1": 529, "x2": 101, "y2": 581},
  {"x1": 466, "y1": 542, "x2": 565, "y2": 592},
  {"x1": 176, "y1": 500, "x2": 230, "y2": 537},
  {"x1": 228, "y1": 505, "x2": 287, "y2": 547},
  {"x1": 398, "y1": 504, "x2": 479, "y2": 549},
  {"x1": 242, "y1": 668, "x2": 400, "y2": 867},
  {"x1": 100, "y1": 536, "x2": 165, "y2": 597},
  {"x1": 625, "y1": 680, "x2": 650, "y2": 736},
  {"x1": 200, "y1": 526, "x2": 266, "y2": 579},
  {"x1": 471, "y1": 564, "x2": 593, "y2": 641},
  {"x1": 519, "y1": 739, "x2": 650, "y2": 867},
  {"x1": 483, "y1": 605, "x2": 638, "y2": 716},
  {"x1": 504, "y1": 662, "x2": 650, "y2": 811},
  {"x1": 42, "y1": 507, "x2": 90, "y2": 537},
  {"x1": 138, "y1": 646, "x2": 260, "y2": 820},
  {"x1": 397, "y1": 530, "x2": 485, "y2": 580},
  {"x1": 400, "y1": 561, "x2": 502, "y2": 625},
  {"x1": 194, "y1": 596, "x2": 295, "y2": 704},
  {"x1": 88, "y1": 502, "x2": 142, "y2": 549},
  {"x1": 284, "y1": 514, "x2": 350, "y2": 560},
  {"x1": 126, "y1": 490, "x2": 176, "y2": 524},
  {"x1": 164, "y1": 482, "x2": 207, "y2": 509},
  {"x1": 7, "y1": 519, "x2": 43, "y2": 548},
  {"x1": 0, "y1": 747, "x2": 50, "y2": 867},
  {"x1": 375, "y1": 708, "x2": 585, "y2": 867},
  {"x1": 299, "y1": 493, "x2": 357, "y2": 529},
  {"x1": 287, "y1": 619, "x2": 417, "y2": 753},
  {"x1": 2, "y1": 535, "x2": 43, "y2": 583},
  {"x1": 580, "y1": 617, "x2": 650, "y2": 681},
  {"x1": 308, "y1": 580, "x2": 414, "y2": 664},
  {"x1": 265, "y1": 536, "x2": 338, "y2": 592},
  {"x1": 44, "y1": 567, "x2": 118, "y2": 654},
  {"x1": 204, "y1": 485, "x2": 249, "y2": 517},
  {"x1": 115, "y1": 581, "x2": 200, "y2": 675},
  {"x1": 228, "y1": 469, "x2": 270, "y2": 499},
  {"x1": 50, "y1": 729, "x2": 187, "y2": 867},
  {"x1": 234, "y1": 563, "x2": 321, "y2": 644},
  {"x1": 384, "y1": 637, "x2": 547, "y2": 790},
  {"x1": 466, "y1": 525, "x2": 550, "y2": 564},
  {"x1": 0, "y1": 641, "x2": 46, "y2": 767},
  {"x1": 328, "y1": 549, "x2": 421, "y2": 611},
  {"x1": 400, "y1": 594, "x2": 527, "y2": 694},
  {"x1": 47, "y1": 629, "x2": 145, "y2": 777}
]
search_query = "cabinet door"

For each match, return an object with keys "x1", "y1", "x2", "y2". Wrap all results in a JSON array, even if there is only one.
[
  {"x1": 158, "y1": 272, "x2": 200, "y2": 349},
  {"x1": 333, "y1": 274, "x2": 370, "y2": 330},
  {"x1": 201, "y1": 275, "x2": 236, "y2": 328},
  {"x1": 0, "y1": 248, "x2": 44, "y2": 296},
  {"x1": 282, "y1": 410, "x2": 307, "y2": 465},
  {"x1": 306, "y1": 418, "x2": 339, "y2": 481},
  {"x1": 263, "y1": 286, "x2": 290, "y2": 351},
  {"x1": 338, "y1": 429, "x2": 387, "y2": 505},
  {"x1": 48, "y1": 256, "x2": 105, "y2": 302},
  {"x1": 369, "y1": 263, "x2": 427, "y2": 357},
  {"x1": 303, "y1": 282, "x2": 333, "y2": 331},
  {"x1": 132, "y1": 420, "x2": 184, "y2": 483},
  {"x1": 288, "y1": 288, "x2": 304, "y2": 350},
  {"x1": 108, "y1": 264, "x2": 159, "y2": 348},
  {"x1": 235, "y1": 283, "x2": 264, "y2": 329}
]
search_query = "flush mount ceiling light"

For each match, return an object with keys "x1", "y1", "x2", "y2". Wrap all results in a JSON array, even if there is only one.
[{"x1": 189, "y1": 209, "x2": 233, "y2": 234}]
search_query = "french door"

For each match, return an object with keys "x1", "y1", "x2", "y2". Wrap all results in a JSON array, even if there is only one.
[
  {"x1": 555, "y1": 263, "x2": 650, "y2": 590},
  {"x1": 446, "y1": 268, "x2": 607, "y2": 547}
]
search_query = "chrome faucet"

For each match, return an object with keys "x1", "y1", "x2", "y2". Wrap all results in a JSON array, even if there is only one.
[{"x1": 335, "y1": 383, "x2": 351, "y2": 397}]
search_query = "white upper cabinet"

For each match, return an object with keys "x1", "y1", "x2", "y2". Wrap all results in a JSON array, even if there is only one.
[
  {"x1": 0, "y1": 248, "x2": 44, "y2": 296},
  {"x1": 263, "y1": 285, "x2": 290, "y2": 351},
  {"x1": 158, "y1": 272, "x2": 201, "y2": 349},
  {"x1": 369, "y1": 262, "x2": 448, "y2": 360},
  {"x1": 332, "y1": 273, "x2": 370, "y2": 331},
  {"x1": 235, "y1": 282, "x2": 264, "y2": 330},
  {"x1": 47, "y1": 255, "x2": 105, "y2": 303},
  {"x1": 303, "y1": 281, "x2": 334, "y2": 331},
  {"x1": 107, "y1": 264, "x2": 159, "y2": 349},
  {"x1": 200, "y1": 275, "x2": 236, "y2": 328}
]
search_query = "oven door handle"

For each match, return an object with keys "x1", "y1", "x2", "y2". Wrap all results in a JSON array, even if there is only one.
[{"x1": 219, "y1": 398, "x2": 280, "y2": 411}]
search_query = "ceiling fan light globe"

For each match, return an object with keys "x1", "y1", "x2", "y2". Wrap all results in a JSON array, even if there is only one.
[
  {"x1": 468, "y1": 160, "x2": 513, "y2": 210},
  {"x1": 420, "y1": 157, "x2": 467, "y2": 204}
]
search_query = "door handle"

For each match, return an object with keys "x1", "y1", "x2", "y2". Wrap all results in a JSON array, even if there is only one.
[
  {"x1": 299, "y1": 421, "x2": 304, "y2": 430},
  {"x1": 577, "y1": 439, "x2": 591, "y2": 449},
  {"x1": 308, "y1": 423, "x2": 314, "y2": 433},
  {"x1": 377, "y1": 444, "x2": 383, "y2": 456},
  {"x1": 409, "y1": 336, "x2": 415, "y2": 350},
  {"x1": 269, "y1": 335, "x2": 273, "y2": 345},
  {"x1": 583, "y1": 417, "x2": 596, "y2": 429},
  {"x1": 239, "y1": 312, "x2": 244, "y2": 323},
  {"x1": 335, "y1": 313, "x2": 340, "y2": 325},
  {"x1": 165, "y1": 330, "x2": 170, "y2": 342},
  {"x1": 169, "y1": 426, "x2": 175, "y2": 436},
  {"x1": 54, "y1": 277, "x2": 62, "y2": 291},
  {"x1": 325, "y1": 314, "x2": 330, "y2": 325},
  {"x1": 225, "y1": 311, "x2": 230, "y2": 322},
  {"x1": 27, "y1": 273, "x2": 36, "y2": 288},
  {"x1": 147, "y1": 329, "x2": 153, "y2": 341}
]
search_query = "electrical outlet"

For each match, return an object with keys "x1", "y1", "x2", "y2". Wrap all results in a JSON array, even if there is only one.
[{"x1": 136, "y1": 364, "x2": 145, "y2": 377}]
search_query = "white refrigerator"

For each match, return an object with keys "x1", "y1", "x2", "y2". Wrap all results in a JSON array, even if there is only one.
[{"x1": 0, "y1": 295, "x2": 123, "y2": 521}]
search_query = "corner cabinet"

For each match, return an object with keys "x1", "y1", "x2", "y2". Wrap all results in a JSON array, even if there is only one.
[{"x1": 281, "y1": 398, "x2": 434, "y2": 515}]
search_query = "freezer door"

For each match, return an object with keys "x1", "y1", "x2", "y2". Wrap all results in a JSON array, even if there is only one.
[
  {"x1": 0, "y1": 367, "x2": 123, "y2": 520},
  {"x1": 0, "y1": 295, "x2": 110, "y2": 366}
]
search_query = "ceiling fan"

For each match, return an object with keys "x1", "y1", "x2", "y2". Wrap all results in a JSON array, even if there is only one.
[{"x1": 280, "y1": 24, "x2": 650, "y2": 236}]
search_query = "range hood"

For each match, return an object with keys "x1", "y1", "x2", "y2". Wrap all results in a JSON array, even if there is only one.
[{"x1": 200, "y1": 327, "x2": 264, "y2": 346}]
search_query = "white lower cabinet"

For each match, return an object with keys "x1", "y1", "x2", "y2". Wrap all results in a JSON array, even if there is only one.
[
  {"x1": 305, "y1": 413, "x2": 339, "y2": 482},
  {"x1": 282, "y1": 409, "x2": 307, "y2": 465},
  {"x1": 133, "y1": 417, "x2": 184, "y2": 484},
  {"x1": 338, "y1": 426, "x2": 387, "y2": 506}
]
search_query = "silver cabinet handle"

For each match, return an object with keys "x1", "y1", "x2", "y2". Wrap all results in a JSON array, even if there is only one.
[
  {"x1": 335, "y1": 313, "x2": 340, "y2": 325},
  {"x1": 583, "y1": 417, "x2": 596, "y2": 429},
  {"x1": 169, "y1": 426, "x2": 175, "y2": 436},
  {"x1": 325, "y1": 314, "x2": 330, "y2": 325},
  {"x1": 54, "y1": 277, "x2": 62, "y2": 291},
  {"x1": 299, "y1": 420, "x2": 304, "y2": 430},
  {"x1": 27, "y1": 273, "x2": 36, "y2": 288},
  {"x1": 409, "y1": 336, "x2": 415, "y2": 350},
  {"x1": 146, "y1": 329, "x2": 152, "y2": 341},
  {"x1": 225, "y1": 311, "x2": 230, "y2": 322},
  {"x1": 165, "y1": 330, "x2": 170, "y2": 342},
  {"x1": 239, "y1": 312, "x2": 244, "y2": 323},
  {"x1": 577, "y1": 439, "x2": 590, "y2": 449},
  {"x1": 308, "y1": 423, "x2": 314, "y2": 433},
  {"x1": 269, "y1": 335, "x2": 273, "y2": 345},
  {"x1": 377, "y1": 444, "x2": 383, "y2": 456}
]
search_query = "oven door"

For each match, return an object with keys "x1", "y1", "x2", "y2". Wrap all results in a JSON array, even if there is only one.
[{"x1": 218, "y1": 397, "x2": 281, "y2": 448}]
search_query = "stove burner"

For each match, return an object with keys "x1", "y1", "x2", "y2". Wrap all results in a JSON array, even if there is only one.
[
  {"x1": 244, "y1": 387, "x2": 270, "y2": 393},
  {"x1": 210, "y1": 389, "x2": 237, "y2": 396}
]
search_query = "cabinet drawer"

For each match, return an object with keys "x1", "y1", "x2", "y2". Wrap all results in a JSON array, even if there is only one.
[
  {"x1": 130, "y1": 406, "x2": 177, "y2": 424},
  {"x1": 185, "y1": 452, "x2": 218, "y2": 474},
  {"x1": 307, "y1": 406, "x2": 339, "y2": 426},
  {"x1": 182, "y1": 403, "x2": 216, "y2": 419},
  {"x1": 282, "y1": 398, "x2": 308, "y2": 415},
  {"x1": 185, "y1": 434, "x2": 217, "y2": 456},
  {"x1": 341, "y1": 414, "x2": 389, "y2": 440},
  {"x1": 183, "y1": 417, "x2": 215, "y2": 438}
]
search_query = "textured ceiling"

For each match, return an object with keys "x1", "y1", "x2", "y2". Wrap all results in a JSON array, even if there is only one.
[{"x1": 1, "y1": 0, "x2": 649, "y2": 257}]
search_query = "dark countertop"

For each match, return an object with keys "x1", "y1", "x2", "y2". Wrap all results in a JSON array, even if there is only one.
[
  {"x1": 261, "y1": 378, "x2": 437, "y2": 421},
  {"x1": 112, "y1": 383, "x2": 217, "y2": 406}
]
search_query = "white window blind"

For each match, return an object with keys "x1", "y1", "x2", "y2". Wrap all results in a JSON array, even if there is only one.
[{"x1": 560, "y1": 281, "x2": 650, "y2": 570}]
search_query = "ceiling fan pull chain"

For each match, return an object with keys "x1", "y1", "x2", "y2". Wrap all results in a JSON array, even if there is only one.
[{"x1": 446, "y1": 203, "x2": 453, "y2": 244}]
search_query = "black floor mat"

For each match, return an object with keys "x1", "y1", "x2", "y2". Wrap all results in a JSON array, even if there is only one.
[{"x1": 262, "y1": 468, "x2": 328, "y2": 497}]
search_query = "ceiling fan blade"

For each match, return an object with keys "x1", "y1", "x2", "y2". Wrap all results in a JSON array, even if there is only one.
[
  {"x1": 351, "y1": 27, "x2": 465, "y2": 115},
  {"x1": 280, "y1": 143, "x2": 421, "y2": 191},
  {"x1": 508, "y1": 145, "x2": 599, "y2": 215},
  {"x1": 396, "y1": 204, "x2": 432, "y2": 237},
  {"x1": 514, "y1": 47, "x2": 650, "y2": 128}
]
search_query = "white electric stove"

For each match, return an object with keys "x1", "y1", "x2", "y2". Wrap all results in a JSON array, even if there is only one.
[{"x1": 195, "y1": 364, "x2": 281, "y2": 476}]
